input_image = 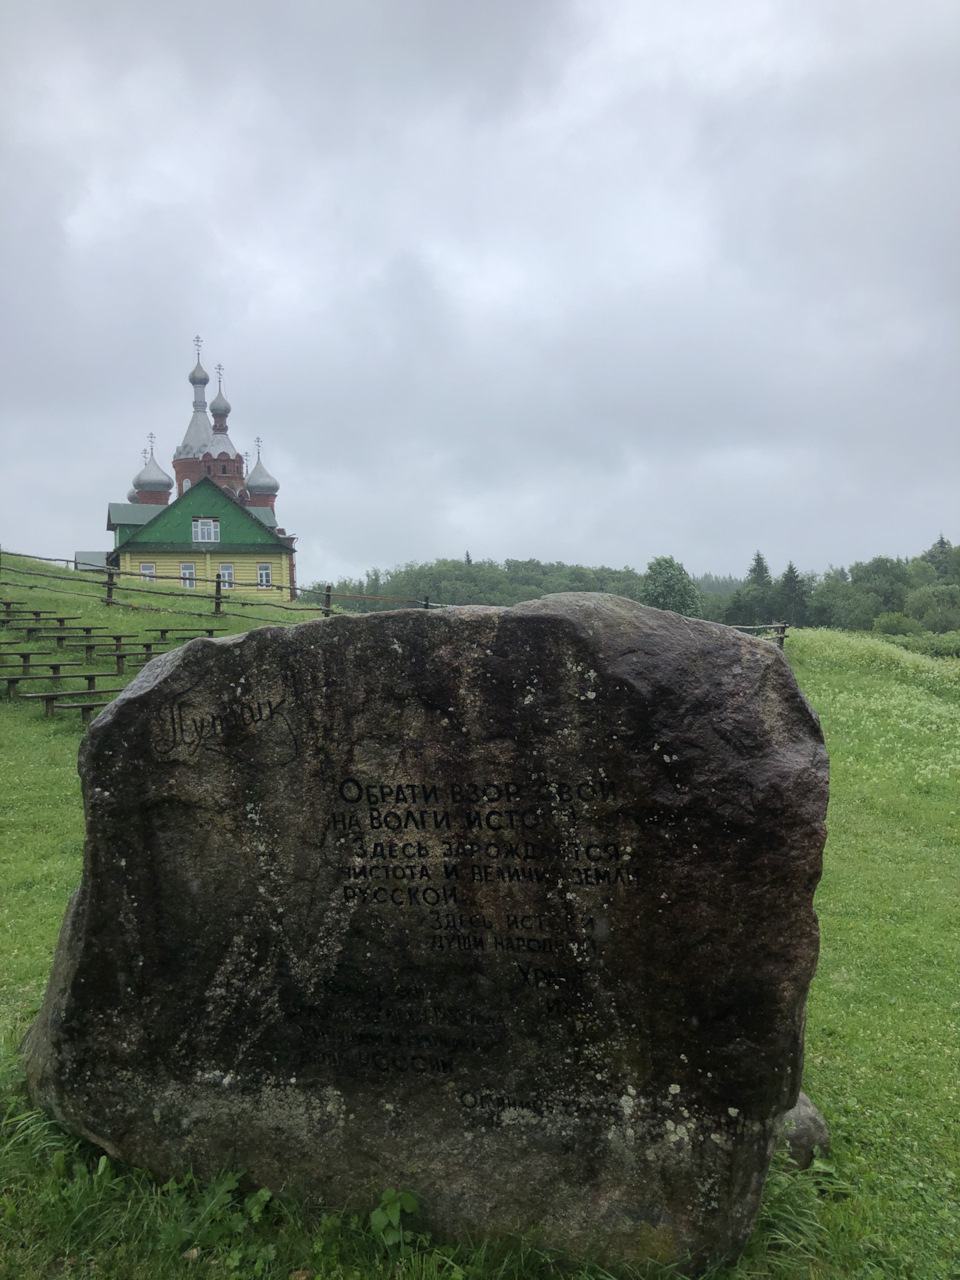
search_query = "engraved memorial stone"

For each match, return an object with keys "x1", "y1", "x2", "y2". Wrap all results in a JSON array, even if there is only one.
[{"x1": 24, "y1": 594, "x2": 828, "y2": 1271}]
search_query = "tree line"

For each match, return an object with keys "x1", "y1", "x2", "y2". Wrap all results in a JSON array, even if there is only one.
[
  {"x1": 724, "y1": 536, "x2": 960, "y2": 635},
  {"x1": 304, "y1": 555, "x2": 714, "y2": 617},
  {"x1": 303, "y1": 535, "x2": 960, "y2": 637}
]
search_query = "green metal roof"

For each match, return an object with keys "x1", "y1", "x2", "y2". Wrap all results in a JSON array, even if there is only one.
[
  {"x1": 107, "y1": 503, "x2": 156, "y2": 531},
  {"x1": 75, "y1": 551, "x2": 108, "y2": 569},
  {"x1": 107, "y1": 494, "x2": 278, "y2": 532},
  {"x1": 114, "y1": 478, "x2": 290, "y2": 550}
]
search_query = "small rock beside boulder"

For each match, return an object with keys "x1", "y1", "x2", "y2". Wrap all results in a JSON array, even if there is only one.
[{"x1": 779, "y1": 1092, "x2": 831, "y2": 1169}]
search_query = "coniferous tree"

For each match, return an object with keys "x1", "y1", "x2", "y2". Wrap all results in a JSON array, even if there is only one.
[
  {"x1": 747, "y1": 551, "x2": 772, "y2": 588},
  {"x1": 919, "y1": 535, "x2": 952, "y2": 580},
  {"x1": 725, "y1": 552, "x2": 775, "y2": 625},
  {"x1": 775, "y1": 561, "x2": 809, "y2": 626}
]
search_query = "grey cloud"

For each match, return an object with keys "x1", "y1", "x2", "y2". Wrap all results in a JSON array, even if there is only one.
[{"x1": 2, "y1": 0, "x2": 959, "y2": 586}]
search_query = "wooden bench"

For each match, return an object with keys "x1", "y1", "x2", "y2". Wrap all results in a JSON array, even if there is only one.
[
  {"x1": 20, "y1": 688, "x2": 125, "y2": 717},
  {"x1": 146, "y1": 626, "x2": 228, "y2": 640},
  {"x1": 6, "y1": 671, "x2": 121, "y2": 698},
  {"x1": 66, "y1": 638, "x2": 164, "y2": 660},
  {"x1": 58, "y1": 700, "x2": 114, "y2": 726},
  {"x1": 0, "y1": 649, "x2": 56, "y2": 670},
  {"x1": 18, "y1": 617, "x2": 82, "y2": 636},
  {"x1": 5, "y1": 673, "x2": 69, "y2": 698},
  {"x1": 63, "y1": 625, "x2": 112, "y2": 637},
  {"x1": 65, "y1": 646, "x2": 169, "y2": 676},
  {"x1": 109, "y1": 650, "x2": 166, "y2": 676},
  {"x1": 23, "y1": 625, "x2": 106, "y2": 644},
  {"x1": 0, "y1": 609, "x2": 60, "y2": 624},
  {"x1": 68, "y1": 650, "x2": 139, "y2": 677},
  {"x1": 0, "y1": 618, "x2": 50, "y2": 631},
  {"x1": 17, "y1": 630, "x2": 110, "y2": 651},
  {"x1": 120, "y1": 650, "x2": 166, "y2": 673},
  {"x1": 79, "y1": 633, "x2": 139, "y2": 651},
  {"x1": 0, "y1": 659, "x2": 82, "y2": 677}
]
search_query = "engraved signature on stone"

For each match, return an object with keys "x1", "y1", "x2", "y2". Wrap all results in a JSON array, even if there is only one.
[{"x1": 152, "y1": 678, "x2": 299, "y2": 762}]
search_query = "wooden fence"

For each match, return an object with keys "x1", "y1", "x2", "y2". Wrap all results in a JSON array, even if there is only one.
[{"x1": 733, "y1": 621, "x2": 789, "y2": 649}]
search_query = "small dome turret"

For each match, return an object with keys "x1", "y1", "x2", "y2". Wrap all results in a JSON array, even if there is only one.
[
  {"x1": 210, "y1": 363, "x2": 232, "y2": 423},
  {"x1": 210, "y1": 388, "x2": 231, "y2": 417},
  {"x1": 133, "y1": 451, "x2": 175, "y2": 494},
  {"x1": 189, "y1": 360, "x2": 210, "y2": 387},
  {"x1": 127, "y1": 487, "x2": 140, "y2": 503},
  {"x1": 246, "y1": 455, "x2": 280, "y2": 495}
]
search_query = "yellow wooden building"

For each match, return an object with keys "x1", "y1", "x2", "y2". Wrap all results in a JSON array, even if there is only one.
[{"x1": 107, "y1": 478, "x2": 296, "y2": 598}]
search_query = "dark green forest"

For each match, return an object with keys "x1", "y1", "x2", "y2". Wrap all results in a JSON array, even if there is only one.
[
  {"x1": 304, "y1": 556, "x2": 719, "y2": 617},
  {"x1": 303, "y1": 535, "x2": 960, "y2": 654}
]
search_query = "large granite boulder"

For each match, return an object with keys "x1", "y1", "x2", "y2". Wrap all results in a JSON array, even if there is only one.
[{"x1": 23, "y1": 594, "x2": 828, "y2": 1272}]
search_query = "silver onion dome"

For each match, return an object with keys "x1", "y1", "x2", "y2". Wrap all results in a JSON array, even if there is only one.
[
  {"x1": 246, "y1": 455, "x2": 280, "y2": 495},
  {"x1": 209, "y1": 388, "x2": 232, "y2": 417},
  {"x1": 133, "y1": 452, "x2": 175, "y2": 493}
]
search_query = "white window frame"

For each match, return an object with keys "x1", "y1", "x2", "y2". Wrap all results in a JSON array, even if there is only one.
[
  {"x1": 219, "y1": 563, "x2": 235, "y2": 590},
  {"x1": 180, "y1": 562, "x2": 196, "y2": 589},
  {"x1": 192, "y1": 517, "x2": 220, "y2": 543},
  {"x1": 140, "y1": 562, "x2": 156, "y2": 582},
  {"x1": 257, "y1": 562, "x2": 273, "y2": 589}
]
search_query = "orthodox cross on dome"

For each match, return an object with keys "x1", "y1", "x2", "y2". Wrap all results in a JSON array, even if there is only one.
[
  {"x1": 147, "y1": 432, "x2": 157, "y2": 456},
  {"x1": 142, "y1": 448, "x2": 149, "y2": 465},
  {"x1": 244, "y1": 451, "x2": 251, "y2": 472},
  {"x1": 254, "y1": 436, "x2": 263, "y2": 458},
  {"x1": 193, "y1": 335, "x2": 203, "y2": 358},
  {"x1": 215, "y1": 363, "x2": 224, "y2": 389}
]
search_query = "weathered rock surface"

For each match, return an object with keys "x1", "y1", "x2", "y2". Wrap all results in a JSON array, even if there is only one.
[{"x1": 23, "y1": 594, "x2": 828, "y2": 1272}]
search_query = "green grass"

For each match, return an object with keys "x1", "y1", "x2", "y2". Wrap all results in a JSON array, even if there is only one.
[
  {"x1": 784, "y1": 632, "x2": 960, "y2": 1279},
  {"x1": 1, "y1": 562, "x2": 957, "y2": 1277}
]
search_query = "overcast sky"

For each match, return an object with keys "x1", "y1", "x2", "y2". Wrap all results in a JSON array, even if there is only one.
[{"x1": 2, "y1": 0, "x2": 958, "y2": 589}]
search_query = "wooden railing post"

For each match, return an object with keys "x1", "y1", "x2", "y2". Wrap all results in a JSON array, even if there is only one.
[
  {"x1": 423, "y1": 596, "x2": 430, "y2": 610},
  {"x1": 214, "y1": 573, "x2": 222, "y2": 615},
  {"x1": 106, "y1": 570, "x2": 115, "y2": 604},
  {"x1": 324, "y1": 585, "x2": 332, "y2": 618}
]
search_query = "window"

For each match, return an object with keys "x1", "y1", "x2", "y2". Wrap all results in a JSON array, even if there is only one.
[
  {"x1": 221, "y1": 464, "x2": 227, "y2": 474},
  {"x1": 192, "y1": 518, "x2": 220, "y2": 543},
  {"x1": 257, "y1": 563, "x2": 272, "y2": 588},
  {"x1": 140, "y1": 562, "x2": 156, "y2": 581},
  {"x1": 219, "y1": 563, "x2": 235, "y2": 590},
  {"x1": 182, "y1": 478, "x2": 191, "y2": 491},
  {"x1": 180, "y1": 563, "x2": 196, "y2": 589}
]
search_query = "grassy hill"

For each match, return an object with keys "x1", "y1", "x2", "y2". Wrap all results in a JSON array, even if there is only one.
[{"x1": 1, "y1": 562, "x2": 958, "y2": 1278}]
